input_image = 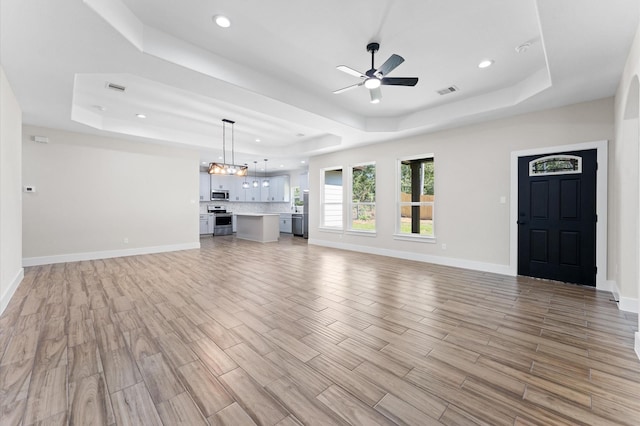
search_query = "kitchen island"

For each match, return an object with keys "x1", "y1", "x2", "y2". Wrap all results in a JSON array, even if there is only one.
[{"x1": 235, "y1": 213, "x2": 280, "y2": 243}]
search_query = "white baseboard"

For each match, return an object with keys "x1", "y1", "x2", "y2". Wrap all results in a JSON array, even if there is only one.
[
  {"x1": 605, "y1": 280, "x2": 618, "y2": 297},
  {"x1": 609, "y1": 280, "x2": 639, "y2": 313},
  {"x1": 22, "y1": 242, "x2": 201, "y2": 267},
  {"x1": 308, "y1": 239, "x2": 513, "y2": 276},
  {"x1": 635, "y1": 332, "x2": 640, "y2": 361},
  {"x1": 618, "y1": 296, "x2": 639, "y2": 313},
  {"x1": 0, "y1": 268, "x2": 24, "y2": 315}
]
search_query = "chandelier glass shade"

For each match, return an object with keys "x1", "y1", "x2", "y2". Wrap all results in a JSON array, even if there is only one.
[
  {"x1": 262, "y1": 158, "x2": 270, "y2": 187},
  {"x1": 208, "y1": 119, "x2": 248, "y2": 176},
  {"x1": 252, "y1": 161, "x2": 259, "y2": 188},
  {"x1": 241, "y1": 163, "x2": 250, "y2": 188}
]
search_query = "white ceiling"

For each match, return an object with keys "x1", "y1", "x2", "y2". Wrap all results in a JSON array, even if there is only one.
[{"x1": 1, "y1": 0, "x2": 638, "y2": 171}]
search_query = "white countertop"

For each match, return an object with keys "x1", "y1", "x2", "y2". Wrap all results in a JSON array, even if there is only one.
[{"x1": 235, "y1": 213, "x2": 280, "y2": 217}]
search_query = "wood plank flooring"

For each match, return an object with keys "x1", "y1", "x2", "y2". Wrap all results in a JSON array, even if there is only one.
[{"x1": 1, "y1": 234, "x2": 639, "y2": 425}]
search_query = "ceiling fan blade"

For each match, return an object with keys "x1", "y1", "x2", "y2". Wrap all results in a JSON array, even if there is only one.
[
  {"x1": 333, "y1": 82, "x2": 364, "y2": 94},
  {"x1": 369, "y1": 87, "x2": 382, "y2": 103},
  {"x1": 375, "y1": 54, "x2": 404, "y2": 77},
  {"x1": 381, "y1": 77, "x2": 419, "y2": 86},
  {"x1": 336, "y1": 65, "x2": 367, "y2": 79}
]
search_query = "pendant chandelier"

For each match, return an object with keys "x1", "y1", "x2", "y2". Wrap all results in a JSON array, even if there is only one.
[
  {"x1": 262, "y1": 159, "x2": 270, "y2": 187},
  {"x1": 208, "y1": 119, "x2": 248, "y2": 176}
]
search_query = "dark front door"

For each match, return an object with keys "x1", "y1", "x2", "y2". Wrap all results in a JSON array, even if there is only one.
[{"x1": 517, "y1": 149, "x2": 597, "y2": 286}]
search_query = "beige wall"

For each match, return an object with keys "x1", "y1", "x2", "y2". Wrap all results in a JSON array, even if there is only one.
[
  {"x1": 309, "y1": 98, "x2": 614, "y2": 274},
  {"x1": 0, "y1": 66, "x2": 24, "y2": 313},
  {"x1": 22, "y1": 126, "x2": 200, "y2": 263},
  {"x1": 612, "y1": 14, "x2": 640, "y2": 352}
]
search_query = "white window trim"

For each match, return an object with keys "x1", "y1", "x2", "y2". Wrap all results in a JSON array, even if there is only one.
[
  {"x1": 346, "y1": 229, "x2": 378, "y2": 237},
  {"x1": 320, "y1": 165, "x2": 344, "y2": 230},
  {"x1": 396, "y1": 154, "x2": 436, "y2": 239},
  {"x1": 348, "y1": 161, "x2": 376, "y2": 233},
  {"x1": 392, "y1": 233, "x2": 437, "y2": 242}
]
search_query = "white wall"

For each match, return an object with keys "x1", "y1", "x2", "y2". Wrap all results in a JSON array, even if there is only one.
[
  {"x1": 22, "y1": 126, "x2": 201, "y2": 265},
  {"x1": 0, "y1": 66, "x2": 24, "y2": 314},
  {"x1": 309, "y1": 98, "x2": 614, "y2": 276},
  {"x1": 612, "y1": 13, "x2": 640, "y2": 357}
]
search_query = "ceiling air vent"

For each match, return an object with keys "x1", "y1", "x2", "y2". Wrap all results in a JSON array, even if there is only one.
[
  {"x1": 106, "y1": 82, "x2": 126, "y2": 92},
  {"x1": 437, "y1": 85, "x2": 458, "y2": 95}
]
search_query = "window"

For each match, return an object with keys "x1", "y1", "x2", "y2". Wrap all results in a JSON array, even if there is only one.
[
  {"x1": 293, "y1": 186, "x2": 303, "y2": 207},
  {"x1": 398, "y1": 156, "x2": 434, "y2": 237},
  {"x1": 350, "y1": 163, "x2": 376, "y2": 232},
  {"x1": 321, "y1": 167, "x2": 343, "y2": 228},
  {"x1": 529, "y1": 155, "x2": 582, "y2": 176}
]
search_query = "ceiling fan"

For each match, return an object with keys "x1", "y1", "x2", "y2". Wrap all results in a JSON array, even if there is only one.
[{"x1": 333, "y1": 42, "x2": 419, "y2": 103}]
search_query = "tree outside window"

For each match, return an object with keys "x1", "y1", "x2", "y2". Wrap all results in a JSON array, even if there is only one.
[
  {"x1": 351, "y1": 163, "x2": 376, "y2": 231},
  {"x1": 399, "y1": 157, "x2": 434, "y2": 236}
]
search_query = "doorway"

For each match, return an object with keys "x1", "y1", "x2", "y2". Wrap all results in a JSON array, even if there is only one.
[
  {"x1": 517, "y1": 150, "x2": 597, "y2": 286},
  {"x1": 509, "y1": 140, "x2": 608, "y2": 290}
]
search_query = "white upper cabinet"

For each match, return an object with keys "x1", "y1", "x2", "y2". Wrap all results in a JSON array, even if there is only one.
[
  {"x1": 269, "y1": 175, "x2": 290, "y2": 202},
  {"x1": 207, "y1": 173, "x2": 290, "y2": 203},
  {"x1": 199, "y1": 172, "x2": 211, "y2": 201},
  {"x1": 210, "y1": 175, "x2": 233, "y2": 191},
  {"x1": 299, "y1": 172, "x2": 309, "y2": 192},
  {"x1": 230, "y1": 177, "x2": 248, "y2": 202}
]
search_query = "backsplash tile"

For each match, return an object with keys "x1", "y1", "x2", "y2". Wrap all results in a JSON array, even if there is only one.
[{"x1": 200, "y1": 202, "x2": 291, "y2": 214}]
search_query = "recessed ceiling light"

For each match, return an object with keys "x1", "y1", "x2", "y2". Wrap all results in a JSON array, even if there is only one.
[
  {"x1": 136, "y1": 113, "x2": 146, "y2": 119},
  {"x1": 202, "y1": 162, "x2": 207, "y2": 165},
  {"x1": 301, "y1": 160, "x2": 306, "y2": 164},
  {"x1": 93, "y1": 105, "x2": 106, "y2": 111},
  {"x1": 515, "y1": 42, "x2": 531, "y2": 54},
  {"x1": 213, "y1": 15, "x2": 231, "y2": 28},
  {"x1": 218, "y1": 156, "x2": 223, "y2": 160},
  {"x1": 255, "y1": 138, "x2": 261, "y2": 142},
  {"x1": 478, "y1": 59, "x2": 494, "y2": 69},
  {"x1": 280, "y1": 164, "x2": 284, "y2": 168}
]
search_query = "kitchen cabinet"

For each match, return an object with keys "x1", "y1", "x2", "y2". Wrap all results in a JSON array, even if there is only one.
[
  {"x1": 199, "y1": 172, "x2": 211, "y2": 202},
  {"x1": 215, "y1": 174, "x2": 291, "y2": 203},
  {"x1": 266, "y1": 175, "x2": 290, "y2": 202},
  {"x1": 299, "y1": 172, "x2": 309, "y2": 192},
  {"x1": 210, "y1": 175, "x2": 233, "y2": 191},
  {"x1": 230, "y1": 177, "x2": 248, "y2": 202},
  {"x1": 279, "y1": 213, "x2": 292, "y2": 233},
  {"x1": 261, "y1": 184, "x2": 270, "y2": 202},
  {"x1": 246, "y1": 185, "x2": 260, "y2": 202},
  {"x1": 199, "y1": 214, "x2": 214, "y2": 235}
]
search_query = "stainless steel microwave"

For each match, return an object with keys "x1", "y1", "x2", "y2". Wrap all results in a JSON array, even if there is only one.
[{"x1": 211, "y1": 190, "x2": 229, "y2": 201}]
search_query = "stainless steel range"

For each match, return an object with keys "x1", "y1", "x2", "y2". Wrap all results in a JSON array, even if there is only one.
[{"x1": 207, "y1": 206, "x2": 233, "y2": 236}]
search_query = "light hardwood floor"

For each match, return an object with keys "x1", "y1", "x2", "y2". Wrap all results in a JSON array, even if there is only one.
[{"x1": 1, "y1": 235, "x2": 639, "y2": 425}]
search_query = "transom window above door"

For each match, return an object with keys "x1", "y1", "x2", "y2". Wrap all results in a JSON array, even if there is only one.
[{"x1": 529, "y1": 155, "x2": 582, "y2": 176}]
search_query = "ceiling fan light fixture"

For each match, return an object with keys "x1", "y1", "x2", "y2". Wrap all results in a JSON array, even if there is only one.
[
  {"x1": 334, "y1": 42, "x2": 417, "y2": 101},
  {"x1": 364, "y1": 77, "x2": 381, "y2": 89}
]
